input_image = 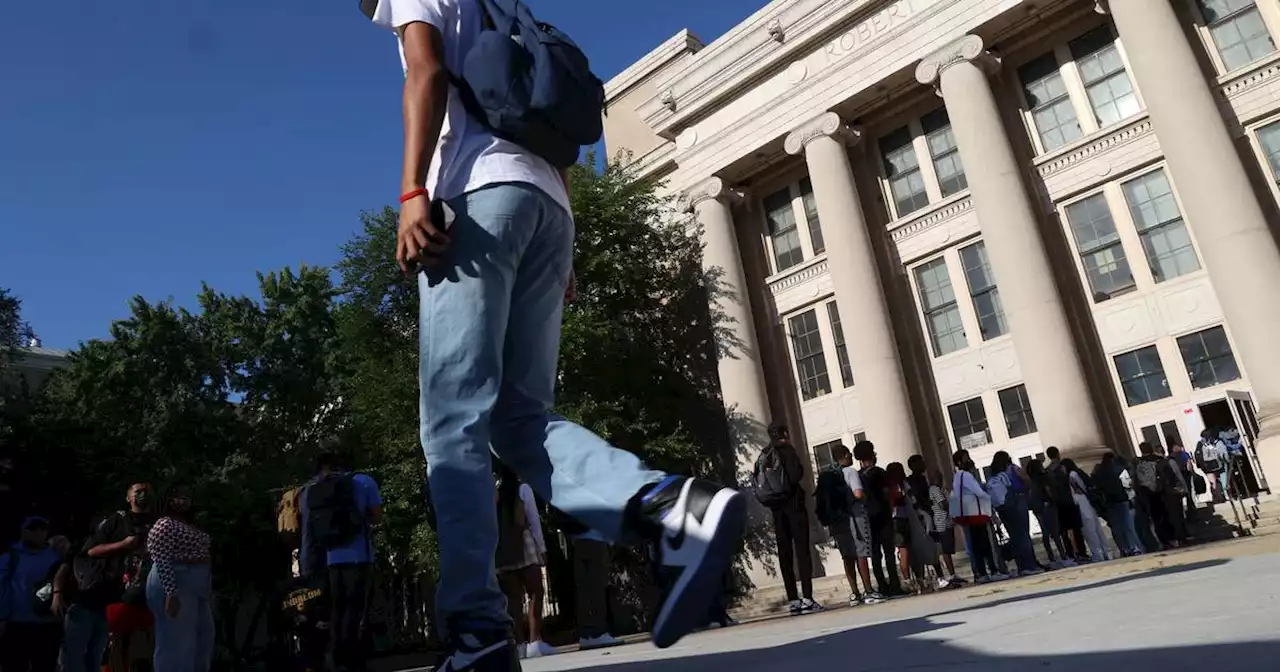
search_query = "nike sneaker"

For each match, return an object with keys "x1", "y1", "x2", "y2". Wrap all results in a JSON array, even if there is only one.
[
  {"x1": 438, "y1": 632, "x2": 520, "y2": 672},
  {"x1": 633, "y1": 476, "x2": 747, "y2": 649}
]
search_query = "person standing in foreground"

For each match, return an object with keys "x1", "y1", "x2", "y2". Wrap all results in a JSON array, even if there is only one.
[
  {"x1": 814, "y1": 444, "x2": 881, "y2": 608},
  {"x1": 363, "y1": 1, "x2": 746, "y2": 669},
  {"x1": 753, "y1": 424, "x2": 822, "y2": 615},
  {"x1": 300, "y1": 448, "x2": 384, "y2": 672}
]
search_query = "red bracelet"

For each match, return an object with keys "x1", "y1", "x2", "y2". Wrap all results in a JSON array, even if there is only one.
[{"x1": 399, "y1": 188, "x2": 427, "y2": 204}]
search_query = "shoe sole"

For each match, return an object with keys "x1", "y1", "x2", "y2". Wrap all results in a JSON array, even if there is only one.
[{"x1": 651, "y1": 488, "x2": 747, "y2": 649}]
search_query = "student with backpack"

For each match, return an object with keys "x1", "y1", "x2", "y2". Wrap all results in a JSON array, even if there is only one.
[
  {"x1": 949, "y1": 450, "x2": 1002, "y2": 584},
  {"x1": 854, "y1": 441, "x2": 904, "y2": 597},
  {"x1": 814, "y1": 444, "x2": 881, "y2": 607},
  {"x1": 1133, "y1": 441, "x2": 1186, "y2": 549},
  {"x1": 363, "y1": 2, "x2": 747, "y2": 667},
  {"x1": 1062, "y1": 459, "x2": 1111, "y2": 562},
  {"x1": 1045, "y1": 447, "x2": 1087, "y2": 562},
  {"x1": 300, "y1": 448, "x2": 384, "y2": 672},
  {"x1": 1092, "y1": 452, "x2": 1143, "y2": 557},
  {"x1": 0, "y1": 516, "x2": 63, "y2": 672},
  {"x1": 754, "y1": 424, "x2": 821, "y2": 615},
  {"x1": 986, "y1": 452, "x2": 1042, "y2": 577}
]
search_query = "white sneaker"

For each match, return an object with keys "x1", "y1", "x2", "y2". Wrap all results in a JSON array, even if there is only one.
[
  {"x1": 800, "y1": 597, "x2": 825, "y2": 613},
  {"x1": 863, "y1": 591, "x2": 887, "y2": 605},
  {"x1": 579, "y1": 633, "x2": 625, "y2": 650},
  {"x1": 849, "y1": 593, "x2": 862, "y2": 607},
  {"x1": 788, "y1": 599, "x2": 804, "y2": 615},
  {"x1": 935, "y1": 577, "x2": 951, "y2": 590},
  {"x1": 526, "y1": 641, "x2": 556, "y2": 658}
]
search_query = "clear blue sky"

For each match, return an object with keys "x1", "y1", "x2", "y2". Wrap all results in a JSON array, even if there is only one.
[{"x1": 1, "y1": 0, "x2": 757, "y2": 350}]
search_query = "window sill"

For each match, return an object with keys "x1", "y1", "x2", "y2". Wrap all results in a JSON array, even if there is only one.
[
  {"x1": 926, "y1": 332, "x2": 1015, "y2": 367},
  {"x1": 1217, "y1": 50, "x2": 1280, "y2": 90},
  {"x1": 1032, "y1": 111, "x2": 1152, "y2": 170},
  {"x1": 884, "y1": 191, "x2": 972, "y2": 234},
  {"x1": 766, "y1": 254, "x2": 830, "y2": 294}
]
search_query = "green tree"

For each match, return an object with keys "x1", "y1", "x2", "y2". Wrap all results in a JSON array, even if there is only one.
[{"x1": 0, "y1": 288, "x2": 30, "y2": 365}]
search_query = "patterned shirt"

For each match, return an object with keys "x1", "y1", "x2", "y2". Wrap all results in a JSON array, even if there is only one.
[{"x1": 147, "y1": 517, "x2": 211, "y2": 596}]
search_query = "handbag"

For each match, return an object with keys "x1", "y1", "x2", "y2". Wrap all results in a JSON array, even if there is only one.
[{"x1": 949, "y1": 473, "x2": 991, "y2": 526}]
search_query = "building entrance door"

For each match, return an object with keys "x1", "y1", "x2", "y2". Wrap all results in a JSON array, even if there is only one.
[
  {"x1": 1199, "y1": 391, "x2": 1269, "y2": 496},
  {"x1": 1130, "y1": 413, "x2": 1187, "y2": 457}
]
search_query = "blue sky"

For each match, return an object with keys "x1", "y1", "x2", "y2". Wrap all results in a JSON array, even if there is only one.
[{"x1": 0, "y1": 0, "x2": 757, "y2": 350}]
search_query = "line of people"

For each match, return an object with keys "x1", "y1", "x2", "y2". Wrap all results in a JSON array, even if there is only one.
[
  {"x1": 0, "y1": 482, "x2": 214, "y2": 672},
  {"x1": 755, "y1": 427, "x2": 1228, "y2": 613}
]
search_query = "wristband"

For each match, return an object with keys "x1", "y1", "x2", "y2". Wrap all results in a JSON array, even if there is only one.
[{"x1": 399, "y1": 188, "x2": 428, "y2": 204}]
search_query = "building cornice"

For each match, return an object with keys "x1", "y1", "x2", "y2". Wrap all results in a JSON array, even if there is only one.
[
  {"x1": 637, "y1": 0, "x2": 898, "y2": 136},
  {"x1": 604, "y1": 29, "x2": 705, "y2": 102}
]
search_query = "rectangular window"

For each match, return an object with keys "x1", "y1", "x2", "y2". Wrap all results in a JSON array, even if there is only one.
[
  {"x1": 959, "y1": 242, "x2": 1007, "y2": 340},
  {"x1": 1069, "y1": 27, "x2": 1141, "y2": 128},
  {"x1": 914, "y1": 258, "x2": 967, "y2": 357},
  {"x1": 948, "y1": 397, "x2": 991, "y2": 450},
  {"x1": 1197, "y1": 0, "x2": 1276, "y2": 72},
  {"x1": 1121, "y1": 170, "x2": 1201, "y2": 283},
  {"x1": 1114, "y1": 345, "x2": 1173, "y2": 406},
  {"x1": 798, "y1": 177, "x2": 825, "y2": 256},
  {"x1": 1020, "y1": 54, "x2": 1084, "y2": 152},
  {"x1": 922, "y1": 109, "x2": 967, "y2": 197},
  {"x1": 998, "y1": 385, "x2": 1038, "y2": 438},
  {"x1": 826, "y1": 302, "x2": 854, "y2": 389},
  {"x1": 1258, "y1": 121, "x2": 1280, "y2": 182},
  {"x1": 788, "y1": 309, "x2": 831, "y2": 401},
  {"x1": 1177, "y1": 326, "x2": 1242, "y2": 389},
  {"x1": 764, "y1": 187, "x2": 804, "y2": 272},
  {"x1": 881, "y1": 126, "x2": 930, "y2": 217},
  {"x1": 812, "y1": 440, "x2": 842, "y2": 473},
  {"x1": 1065, "y1": 194, "x2": 1136, "y2": 301}
]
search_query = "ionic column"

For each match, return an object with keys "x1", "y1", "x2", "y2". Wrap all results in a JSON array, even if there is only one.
[
  {"x1": 784, "y1": 114, "x2": 920, "y2": 464},
  {"x1": 917, "y1": 36, "x2": 1104, "y2": 454},
  {"x1": 682, "y1": 178, "x2": 773, "y2": 472},
  {"x1": 1105, "y1": 0, "x2": 1280, "y2": 483}
]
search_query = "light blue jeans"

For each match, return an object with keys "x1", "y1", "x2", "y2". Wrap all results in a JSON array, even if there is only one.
[
  {"x1": 60, "y1": 604, "x2": 109, "y2": 672},
  {"x1": 1106, "y1": 502, "x2": 1142, "y2": 554},
  {"x1": 419, "y1": 183, "x2": 665, "y2": 638},
  {"x1": 146, "y1": 564, "x2": 214, "y2": 672}
]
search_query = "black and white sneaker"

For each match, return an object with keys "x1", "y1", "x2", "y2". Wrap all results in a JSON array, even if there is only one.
[
  {"x1": 439, "y1": 632, "x2": 520, "y2": 672},
  {"x1": 635, "y1": 476, "x2": 747, "y2": 649}
]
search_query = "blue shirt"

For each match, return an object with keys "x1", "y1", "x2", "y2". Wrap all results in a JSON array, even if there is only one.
[
  {"x1": 1, "y1": 543, "x2": 61, "y2": 623},
  {"x1": 300, "y1": 473, "x2": 383, "y2": 568}
]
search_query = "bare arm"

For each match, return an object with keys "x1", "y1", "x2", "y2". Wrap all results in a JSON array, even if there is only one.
[
  {"x1": 87, "y1": 537, "x2": 136, "y2": 559},
  {"x1": 399, "y1": 22, "x2": 450, "y2": 195}
]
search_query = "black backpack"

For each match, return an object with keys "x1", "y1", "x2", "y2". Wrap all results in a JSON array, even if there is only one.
[
  {"x1": 753, "y1": 447, "x2": 794, "y2": 509},
  {"x1": 307, "y1": 474, "x2": 365, "y2": 551},
  {"x1": 813, "y1": 469, "x2": 852, "y2": 528}
]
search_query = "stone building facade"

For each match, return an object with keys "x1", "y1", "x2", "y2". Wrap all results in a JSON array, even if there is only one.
[{"x1": 604, "y1": 0, "x2": 1280, "y2": 583}]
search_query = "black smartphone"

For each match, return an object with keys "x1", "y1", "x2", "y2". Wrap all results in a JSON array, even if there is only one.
[{"x1": 415, "y1": 199, "x2": 456, "y2": 273}]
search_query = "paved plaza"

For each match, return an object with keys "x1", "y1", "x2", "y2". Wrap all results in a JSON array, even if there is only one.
[{"x1": 503, "y1": 538, "x2": 1280, "y2": 672}]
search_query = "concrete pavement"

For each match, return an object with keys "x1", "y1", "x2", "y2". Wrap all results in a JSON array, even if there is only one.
[{"x1": 511, "y1": 537, "x2": 1280, "y2": 671}]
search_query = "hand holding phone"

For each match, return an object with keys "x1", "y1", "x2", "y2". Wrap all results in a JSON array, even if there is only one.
[{"x1": 396, "y1": 193, "x2": 454, "y2": 274}]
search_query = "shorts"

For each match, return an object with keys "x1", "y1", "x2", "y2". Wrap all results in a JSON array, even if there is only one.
[
  {"x1": 830, "y1": 514, "x2": 873, "y2": 559},
  {"x1": 892, "y1": 518, "x2": 911, "y2": 549},
  {"x1": 106, "y1": 602, "x2": 154, "y2": 634},
  {"x1": 930, "y1": 528, "x2": 957, "y2": 555}
]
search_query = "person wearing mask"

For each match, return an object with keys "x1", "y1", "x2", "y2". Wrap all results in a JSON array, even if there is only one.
[
  {"x1": 1092, "y1": 453, "x2": 1143, "y2": 557},
  {"x1": 986, "y1": 452, "x2": 1042, "y2": 577},
  {"x1": 1062, "y1": 460, "x2": 1111, "y2": 562},
  {"x1": 1045, "y1": 448, "x2": 1087, "y2": 562},
  {"x1": 145, "y1": 486, "x2": 213, "y2": 672},
  {"x1": 926, "y1": 470, "x2": 964, "y2": 586},
  {"x1": 300, "y1": 447, "x2": 384, "y2": 672},
  {"x1": 949, "y1": 451, "x2": 1003, "y2": 583},
  {"x1": 0, "y1": 516, "x2": 63, "y2": 672},
  {"x1": 1026, "y1": 460, "x2": 1071, "y2": 567},
  {"x1": 57, "y1": 482, "x2": 155, "y2": 672},
  {"x1": 495, "y1": 468, "x2": 553, "y2": 659},
  {"x1": 753, "y1": 424, "x2": 822, "y2": 615},
  {"x1": 363, "y1": 0, "x2": 747, "y2": 666},
  {"x1": 855, "y1": 441, "x2": 904, "y2": 597}
]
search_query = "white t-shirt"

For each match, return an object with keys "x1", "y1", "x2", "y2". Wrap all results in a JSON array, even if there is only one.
[
  {"x1": 841, "y1": 465, "x2": 864, "y2": 495},
  {"x1": 371, "y1": 0, "x2": 571, "y2": 214}
]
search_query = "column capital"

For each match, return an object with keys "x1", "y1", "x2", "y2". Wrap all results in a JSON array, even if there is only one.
[
  {"x1": 915, "y1": 34, "x2": 995, "y2": 86},
  {"x1": 680, "y1": 176, "x2": 745, "y2": 212},
  {"x1": 783, "y1": 112, "x2": 863, "y2": 156}
]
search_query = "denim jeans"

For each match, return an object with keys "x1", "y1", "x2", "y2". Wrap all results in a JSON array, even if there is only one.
[
  {"x1": 997, "y1": 494, "x2": 1038, "y2": 573},
  {"x1": 146, "y1": 564, "x2": 214, "y2": 672},
  {"x1": 419, "y1": 183, "x2": 665, "y2": 638},
  {"x1": 61, "y1": 604, "x2": 109, "y2": 672},
  {"x1": 1106, "y1": 502, "x2": 1142, "y2": 554}
]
